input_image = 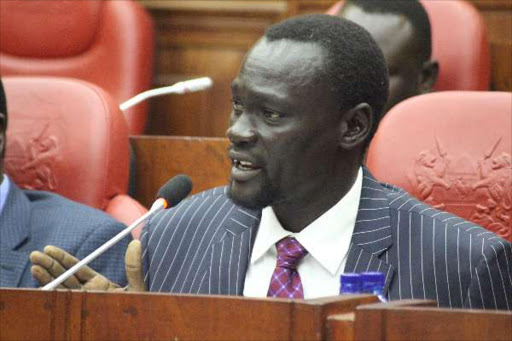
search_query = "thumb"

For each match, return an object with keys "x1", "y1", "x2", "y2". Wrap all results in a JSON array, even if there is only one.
[{"x1": 125, "y1": 240, "x2": 146, "y2": 292}]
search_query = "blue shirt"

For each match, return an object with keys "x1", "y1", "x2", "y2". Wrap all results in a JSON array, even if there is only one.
[{"x1": 0, "y1": 174, "x2": 10, "y2": 217}]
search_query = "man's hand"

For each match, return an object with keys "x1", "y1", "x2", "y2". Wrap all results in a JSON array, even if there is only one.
[
  {"x1": 30, "y1": 240, "x2": 146, "y2": 292},
  {"x1": 123, "y1": 240, "x2": 146, "y2": 291}
]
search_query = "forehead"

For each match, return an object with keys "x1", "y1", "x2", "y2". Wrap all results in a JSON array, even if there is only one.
[
  {"x1": 234, "y1": 38, "x2": 328, "y2": 93},
  {"x1": 340, "y1": 5, "x2": 416, "y2": 62}
]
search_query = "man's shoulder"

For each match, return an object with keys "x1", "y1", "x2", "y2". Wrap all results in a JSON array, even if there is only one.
[
  {"x1": 168, "y1": 186, "x2": 233, "y2": 208},
  {"x1": 146, "y1": 186, "x2": 260, "y2": 235},
  {"x1": 23, "y1": 189, "x2": 124, "y2": 231},
  {"x1": 377, "y1": 181, "x2": 510, "y2": 249},
  {"x1": 190, "y1": 186, "x2": 230, "y2": 200}
]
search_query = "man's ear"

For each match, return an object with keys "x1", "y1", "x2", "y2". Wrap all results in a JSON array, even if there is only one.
[
  {"x1": 339, "y1": 103, "x2": 373, "y2": 149},
  {"x1": 419, "y1": 59, "x2": 439, "y2": 94}
]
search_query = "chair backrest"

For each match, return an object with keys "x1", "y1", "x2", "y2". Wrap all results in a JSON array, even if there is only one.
[
  {"x1": 367, "y1": 91, "x2": 512, "y2": 241},
  {"x1": 0, "y1": 0, "x2": 154, "y2": 135},
  {"x1": 326, "y1": 0, "x2": 490, "y2": 91},
  {"x1": 420, "y1": 0, "x2": 489, "y2": 91},
  {"x1": 4, "y1": 76, "x2": 147, "y2": 230}
]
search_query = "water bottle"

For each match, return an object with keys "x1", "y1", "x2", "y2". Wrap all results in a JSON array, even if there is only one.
[
  {"x1": 339, "y1": 273, "x2": 362, "y2": 294},
  {"x1": 360, "y1": 271, "x2": 387, "y2": 302}
]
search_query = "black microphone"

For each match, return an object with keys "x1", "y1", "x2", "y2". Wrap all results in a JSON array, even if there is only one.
[
  {"x1": 42, "y1": 175, "x2": 193, "y2": 290},
  {"x1": 154, "y1": 174, "x2": 193, "y2": 209}
]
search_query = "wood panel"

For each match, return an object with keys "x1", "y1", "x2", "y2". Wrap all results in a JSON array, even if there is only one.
[
  {"x1": 140, "y1": 1, "x2": 287, "y2": 137},
  {"x1": 384, "y1": 309, "x2": 512, "y2": 341},
  {"x1": 0, "y1": 288, "x2": 82, "y2": 341},
  {"x1": 82, "y1": 293, "x2": 293, "y2": 340},
  {"x1": 83, "y1": 293, "x2": 378, "y2": 341},
  {"x1": 287, "y1": 0, "x2": 337, "y2": 16},
  {"x1": 0, "y1": 288, "x2": 378, "y2": 341},
  {"x1": 471, "y1": 0, "x2": 512, "y2": 91},
  {"x1": 353, "y1": 300, "x2": 512, "y2": 341},
  {"x1": 326, "y1": 313, "x2": 355, "y2": 341},
  {"x1": 291, "y1": 295, "x2": 379, "y2": 340},
  {"x1": 131, "y1": 135, "x2": 230, "y2": 208}
]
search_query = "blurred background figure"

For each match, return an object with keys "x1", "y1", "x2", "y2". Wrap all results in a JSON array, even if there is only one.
[{"x1": 337, "y1": 0, "x2": 438, "y2": 113}]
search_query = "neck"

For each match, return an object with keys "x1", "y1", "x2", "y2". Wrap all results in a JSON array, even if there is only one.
[{"x1": 272, "y1": 163, "x2": 360, "y2": 233}]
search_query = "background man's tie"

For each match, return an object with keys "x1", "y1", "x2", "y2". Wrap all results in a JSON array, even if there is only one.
[{"x1": 267, "y1": 237, "x2": 308, "y2": 299}]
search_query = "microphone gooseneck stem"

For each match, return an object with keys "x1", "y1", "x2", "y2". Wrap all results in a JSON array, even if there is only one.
[
  {"x1": 41, "y1": 199, "x2": 166, "y2": 291},
  {"x1": 119, "y1": 77, "x2": 212, "y2": 111}
]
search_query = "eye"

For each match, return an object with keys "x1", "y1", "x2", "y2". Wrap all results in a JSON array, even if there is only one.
[
  {"x1": 262, "y1": 109, "x2": 284, "y2": 122},
  {"x1": 232, "y1": 99, "x2": 244, "y2": 113}
]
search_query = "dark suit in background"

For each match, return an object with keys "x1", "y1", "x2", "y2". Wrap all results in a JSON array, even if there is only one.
[
  {"x1": 0, "y1": 182, "x2": 131, "y2": 288},
  {"x1": 142, "y1": 168, "x2": 512, "y2": 310}
]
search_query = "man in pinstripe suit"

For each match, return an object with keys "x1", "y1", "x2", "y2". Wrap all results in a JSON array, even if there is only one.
[{"x1": 31, "y1": 14, "x2": 512, "y2": 310}]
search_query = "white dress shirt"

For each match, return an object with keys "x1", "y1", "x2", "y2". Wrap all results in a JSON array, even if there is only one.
[{"x1": 243, "y1": 168, "x2": 363, "y2": 299}]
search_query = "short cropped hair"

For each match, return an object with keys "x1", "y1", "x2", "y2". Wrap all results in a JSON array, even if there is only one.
[
  {"x1": 265, "y1": 14, "x2": 389, "y2": 144},
  {"x1": 346, "y1": 0, "x2": 432, "y2": 62}
]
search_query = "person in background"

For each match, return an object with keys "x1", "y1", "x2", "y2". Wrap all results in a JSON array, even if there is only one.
[
  {"x1": 337, "y1": 0, "x2": 438, "y2": 113},
  {"x1": 0, "y1": 77, "x2": 131, "y2": 288},
  {"x1": 31, "y1": 15, "x2": 511, "y2": 310}
]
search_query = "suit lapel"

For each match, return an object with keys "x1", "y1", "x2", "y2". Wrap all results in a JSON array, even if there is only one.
[
  {"x1": 204, "y1": 206, "x2": 261, "y2": 295},
  {"x1": 344, "y1": 168, "x2": 395, "y2": 295},
  {"x1": 0, "y1": 183, "x2": 32, "y2": 287},
  {"x1": 196, "y1": 170, "x2": 396, "y2": 297}
]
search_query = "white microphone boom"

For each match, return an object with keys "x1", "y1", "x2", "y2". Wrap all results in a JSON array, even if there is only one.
[
  {"x1": 41, "y1": 199, "x2": 166, "y2": 291},
  {"x1": 119, "y1": 77, "x2": 213, "y2": 111}
]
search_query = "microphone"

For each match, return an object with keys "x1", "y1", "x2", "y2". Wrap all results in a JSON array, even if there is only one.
[
  {"x1": 41, "y1": 175, "x2": 193, "y2": 291},
  {"x1": 151, "y1": 174, "x2": 193, "y2": 211},
  {"x1": 119, "y1": 77, "x2": 213, "y2": 111}
]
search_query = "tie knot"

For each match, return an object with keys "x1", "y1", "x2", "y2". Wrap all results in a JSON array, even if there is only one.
[{"x1": 275, "y1": 237, "x2": 308, "y2": 269}]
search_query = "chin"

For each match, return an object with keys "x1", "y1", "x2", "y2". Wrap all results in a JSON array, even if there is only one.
[{"x1": 227, "y1": 179, "x2": 276, "y2": 209}]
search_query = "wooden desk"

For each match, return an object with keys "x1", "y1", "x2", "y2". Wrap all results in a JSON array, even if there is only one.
[
  {"x1": 351, "y1": 300, "x2": 512, "y2": 341},
  {"x1": 0, "y1": 288, "x2": 378, "y2": 341}
]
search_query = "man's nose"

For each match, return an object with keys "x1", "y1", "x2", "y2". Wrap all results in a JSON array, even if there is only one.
[{"x1": 226, "y1": 113, "x2": 257, "y2": 145}]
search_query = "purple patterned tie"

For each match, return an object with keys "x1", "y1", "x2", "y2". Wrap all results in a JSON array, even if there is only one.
[{"x1": 267, "y1": 237, "x2": 308, "y2": 299}]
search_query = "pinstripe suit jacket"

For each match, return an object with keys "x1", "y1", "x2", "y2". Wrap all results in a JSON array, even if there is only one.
[
  {"x1": 0, "y1": 182, "x2": 131, "y2": 288},
  {"x1": 142, "y1": 169, "x2": 512, "y2": 310}
]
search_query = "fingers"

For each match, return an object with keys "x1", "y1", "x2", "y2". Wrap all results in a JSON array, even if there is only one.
[
  {"x1": 29, "y1": 250, "x2": 82, "y2": 289},
  {"x1": 43, "y1": 246, "x2": 99, "y2": 284},
  {"x1": 83, "y1": 275, "x2": 119, "y2": 291},
  {"x1": 29, "y1": 245, "x2": 124, "y2": 292},
  {"x1": 30, "y1": 265, "x2": 65, "y2": 289},
  {"x1": 125, "y1": 240, "x2": 146, "y2": 292}
]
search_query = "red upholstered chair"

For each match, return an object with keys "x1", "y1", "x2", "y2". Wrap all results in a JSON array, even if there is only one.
[
  {"x1": 326, "y1": 0, "x2": 490, "y2": 91},
  {"x1": 367, "y1": 91, "x2": 512, "y2": 241},
  {"x1": 0, "y1": 0, "x2": 154, "y2": 135},
  {"x1": 3, "y1": 76, "x2": 148, "y2": 237}
]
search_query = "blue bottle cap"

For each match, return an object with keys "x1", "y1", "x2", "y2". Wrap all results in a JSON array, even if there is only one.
[
  {"x1": 340, "y1": 273, "x2": 362, "y2": 294},
  {"x1": 360, "y1": 272, "x2": 386, "y2": 282},
  {"x1": 360, "y1": 272, "x2": 386, "y2": 298},
  {"x1": 340, "y1": 273, "x2": 361, "y2": 283}
]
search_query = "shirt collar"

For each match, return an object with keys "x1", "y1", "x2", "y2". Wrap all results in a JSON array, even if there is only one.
[{"x1": 250, "y1": 168, "x2": 363, "y2": 275}]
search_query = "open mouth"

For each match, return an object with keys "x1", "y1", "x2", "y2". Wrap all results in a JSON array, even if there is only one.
[
  {"x1": 233, "y1": 159, "x2": 260, "y2": 171},
  {"x1": 231, "y1": 158, "x2": 262, "y2": 181}
]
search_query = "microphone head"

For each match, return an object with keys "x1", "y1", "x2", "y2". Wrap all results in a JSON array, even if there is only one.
[
  {"x1": 182, "y1": 77, "x2": 213, "y2": 93},
  {"x1": 157, "y1": 174, "x2": 193, "y2": 208}
]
